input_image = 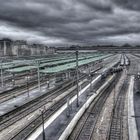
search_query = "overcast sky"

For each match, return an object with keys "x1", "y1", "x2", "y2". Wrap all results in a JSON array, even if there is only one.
[{"x1": 0, "y1": 0, "x2": 140, "y2": 46}]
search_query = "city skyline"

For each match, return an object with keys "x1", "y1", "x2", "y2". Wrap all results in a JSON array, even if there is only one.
[{"x1": 0, "y1": 0, "x2": 140, "y2": 46}]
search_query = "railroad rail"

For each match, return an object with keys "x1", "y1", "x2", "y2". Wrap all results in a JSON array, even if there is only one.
[
  {"x1": 0, "y1": 60, "x2": 121, "y2": 140},
  {"x1": 8, "y1": 77, "x2": 90, "y2": 140},
  {"x1": 107, "y1": 76, "x2": 129, "y2": 140},
  {"x1": 0, "y1": 71, "x2": 78, "y2": 104},
  {"x1": 68, "y1": 73, "x2": 121, "y2": 140},
  {"x1": 9, "y1": 72, "x2": 109, "y2": 140},
  {"x1": 0, "y1": 76, "x2": 54, "y2": 104},
  {"x1": 0, "y1": 74, "x2": 92, "y2": 140},
  {"x1": 0, "y1": 75, "x2": 87, "y2": 126}
]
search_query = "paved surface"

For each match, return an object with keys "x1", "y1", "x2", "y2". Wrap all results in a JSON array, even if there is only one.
[
  {"x1": 127, "y1": 54, "x2": 140, "y2": 75},
  {"x1": 124, "y1": 54, "x2": 140, "y2": 140},
  {"x1": 133, "y1": 76, "x2": 140, "y2": 139},
  {"x1": 91, "y1": 71, "x2": 127, "y2": 140}
]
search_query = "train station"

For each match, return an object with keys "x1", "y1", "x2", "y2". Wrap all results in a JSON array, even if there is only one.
[
  {"x1": 1, "y1": 0, "x2": 140, "y2": 140},
  {"x1": 0, "y1": 49, "x2": 140, "y2": 140}
]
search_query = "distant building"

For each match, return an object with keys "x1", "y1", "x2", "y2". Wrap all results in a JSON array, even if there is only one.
[
  {"x1": 47, "y1": 46, "x2": 55, "y2": 54},
  {"x1": 0, "y1": 38, "x2": 55, "y2": 57},
  {"x1": 12, "y1": 40, "x2": 31, "y2": 56},
  {"x1": 0, "y1": 38, "x2": 13, "y2": 56}
]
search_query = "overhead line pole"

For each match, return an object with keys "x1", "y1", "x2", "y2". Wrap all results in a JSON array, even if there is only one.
[
  {"x1": 76, "y1": 50, "x2": 79, "y2": 107},
  {"x1": 89, "y1": 64, "x2": 92, "y2": 92},
  {"x1": 37, "y1": 60, "x2": 41, "y2": 92},
  {"x1": 0, "y1": 60, "x2": 4, "y2": 88},
  {"x1": 40, "y1": 107, "x2": 46, "y2": 140}
]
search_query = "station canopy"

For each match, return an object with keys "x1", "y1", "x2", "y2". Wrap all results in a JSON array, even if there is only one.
[
  {"x1": 5, "y1": 53, "x2": 110, "y2": 74},
  {"x1": 39, "y1": 54, "x2": 101, "y2": 67},
  {"x1": 40, "y1": 54, "x2": 111, "y2": 74},
  {"x1": 6, "y1": 66, "x2": 37, "y2": 73}
]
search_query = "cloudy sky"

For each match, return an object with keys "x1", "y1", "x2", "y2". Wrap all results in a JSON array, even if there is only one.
[{"x1": 0, "y1": 0, "x2": 140, "y2": 46}]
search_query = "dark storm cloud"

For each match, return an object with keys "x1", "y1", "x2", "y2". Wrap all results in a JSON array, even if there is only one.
[
  {"x1": 79, "y1": 0, "x2": 113, "y2": 13},
  {"x1": 113, "y1": 0, "x2": 140, "y2": 11},
  {"x1": 0, "y1": 0, "x2": 140, "y2": 46}
]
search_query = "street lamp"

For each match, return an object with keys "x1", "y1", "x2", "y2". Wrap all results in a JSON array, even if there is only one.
[
  {"x1": 25, "y1": 75, "x2": 30, "y2": 98},
  {"x1": 39, "y1": 107, "x2": 46, "y2": 140}
]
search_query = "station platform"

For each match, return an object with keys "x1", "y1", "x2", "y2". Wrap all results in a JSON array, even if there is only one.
[
  {"x1": 0, "y1": 81, "x2": 55, "y2": 116},
  {"x1": 27, "y1": 75, "x2": 102, "y2": 140},
  {"x1": 28, "y1": 75, "x2": 140, "y2": 140},
  {"x1": 132, "y1": 76, "x2": 140, "y2": 140}
]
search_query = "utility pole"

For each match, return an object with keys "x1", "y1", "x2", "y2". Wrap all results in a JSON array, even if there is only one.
[
  {"x1": 0, "y1": 60, "x2": 4, "y2": 88},
  {"x1": 113, "y1": 79, "x2": 116, "y2": 112},
  {"x1": 37, "y1": 60, "x2": 41, "y2": 91},
  {"x1": 40, "y1": 107, "x2": 46, "y2": 140},
  {"x1": 25, "y1": 74, "x2": 30, "y2": 97},
  {"x1": 67, "y1": 98, "x2": 70, "y2": 117},
  {"x1": 89, "y1": 64, "x2": 92, "y2": 92},
  {"x1": 41, "y1": 111, "x2": 45, "y2": 140},
  {"x1": 12, "y1": 73, "x2": 15, "y2": 87},
  {"x1": 76, "y1": 50, "x2": 79, "y2": 107}
]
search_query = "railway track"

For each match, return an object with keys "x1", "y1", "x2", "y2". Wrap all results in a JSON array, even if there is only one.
[
  {"x1": 68, "y1": 73, "x2": 121, "y2": 140},
  {"x1": 7, "y1": 77, "x2": 89, "y2": 140},
  {"x1": 0, "y1": 72, "x2": 73, "y2": 104},
  {"x1": 0, "y1": 75, "x2": 91, "y2": 139},
  {"x1": 0, "y1": 75, "x2": 87, "y2": 127},
  {"x1": 0, "y1": 78, "x2": 51, "y2": 104},
  {"x1": 8, "y1": 73, "x2": 108, "y2": 140},
  {"x1": 107, "y1": 77, "x2": 129, "y2": 140}
]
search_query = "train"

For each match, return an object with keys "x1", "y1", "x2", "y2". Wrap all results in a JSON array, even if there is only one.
[
  {"x1": 101, "y1": 66, "x2": 123, "y2": 79},
  {"x1": 120, "y1": 54, "x2": 130, "y2": 66}
]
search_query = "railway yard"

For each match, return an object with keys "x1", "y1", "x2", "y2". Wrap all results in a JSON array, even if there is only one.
[{"x1": 0, "y1": 52, "x2": 140, "y2": 140}]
